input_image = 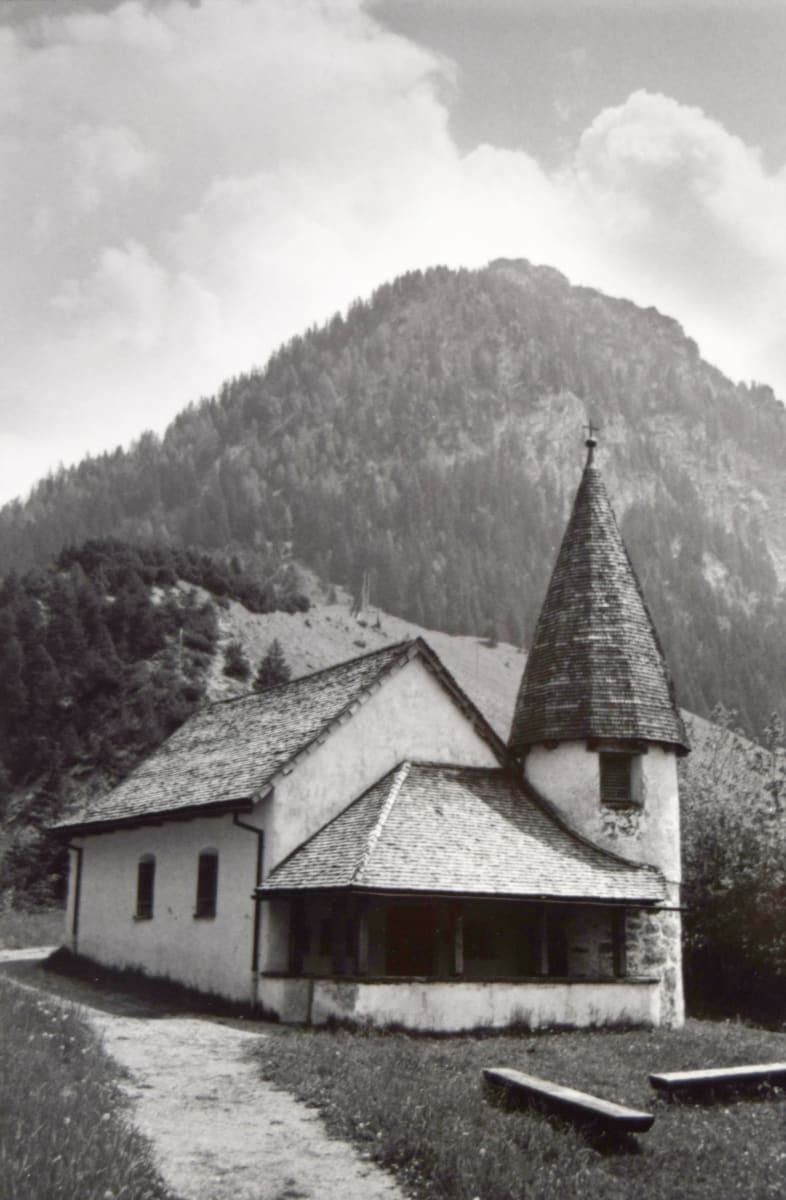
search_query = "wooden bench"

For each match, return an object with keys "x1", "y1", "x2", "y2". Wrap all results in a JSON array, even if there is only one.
[
  {"x1": 483, "y1": 1067, "x2": 654, "y2": 1134},
  {"x1": 650, "y1": 1063, "x2": 786, "y2": 1095}
]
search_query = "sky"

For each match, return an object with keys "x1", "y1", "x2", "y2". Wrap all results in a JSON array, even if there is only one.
[{"x1": 2, "y1": 0, "x2": 786, "y2": 504}]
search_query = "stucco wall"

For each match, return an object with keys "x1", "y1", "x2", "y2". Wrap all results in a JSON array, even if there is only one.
[
  {"x1": 256, "y1": 656, "x2": 499, "y2": 972},
  {"x1": 264, "y1": 656, "x2": 499, "y2": 871},
  {"x1": 66, "y1": 654, "x2": 498, "y2": 1003},
  {"x1": 67, "y1": 813, "x2": 262, "y2": 1002},
  {"x1": 524, "y1": 741, "x2": 681, "y2": 882},
  {"x1": 259, "y1": 976, "x2": 661, "y2": 1031}
]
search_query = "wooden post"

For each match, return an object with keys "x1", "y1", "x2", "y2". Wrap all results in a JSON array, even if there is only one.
[
  {"x1": 451, "y1": 903, "x2": 464, "y2": 977},
  {"x1": 355, "y1": 897, "x2": 369, "y2": 976},
  {"x1": 289, "y1": 896, "x2": 305, "y2": 975},
  {"x1": 330, "y1": 894, "x2": 346, "y2": 977},
  {"x1": 613, "y1": 908, "x2": 627, "y2": 978},
  {"x1": 538, "y1": 906, "x2": 550, "y2": 977}
]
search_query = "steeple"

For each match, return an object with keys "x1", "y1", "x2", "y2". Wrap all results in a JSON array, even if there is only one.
[{"x1": 509, "y1": 434, "x2": 689, "y2": 757}]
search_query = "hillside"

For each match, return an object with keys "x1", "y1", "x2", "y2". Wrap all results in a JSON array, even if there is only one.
[
  {"x1": 207, "y1": 596, "x2": 523, "y2": 739},
  {"x1": 2, "y1": 259, "x2": 786, "y2": 732},
  {"x1": 0, "y1": 539, "x2": 309, "y2": 906}
]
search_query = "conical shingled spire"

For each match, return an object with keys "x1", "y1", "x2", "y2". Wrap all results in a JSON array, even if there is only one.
[{"x1": 509, "y1": 439, "x2": 689, "y2": 756}]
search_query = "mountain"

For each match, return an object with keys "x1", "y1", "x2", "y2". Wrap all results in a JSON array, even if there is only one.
[{"x1": 2, "y1": 259, "x2": 785, "y2": 734}]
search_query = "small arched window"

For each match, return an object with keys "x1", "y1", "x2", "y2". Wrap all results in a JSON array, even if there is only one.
[
  {"x1": 195, "y1": 849, "x2": 219, "y2": 919},
  {"x1": 136, "y1": 855, "x2": 155, "y2": 920}
]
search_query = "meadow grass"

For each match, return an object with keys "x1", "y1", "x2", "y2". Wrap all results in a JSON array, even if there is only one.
[
  {"x1": 0, "y1": 978, "x2": 178, "y2": 1200},
  {"x1": 0, "y1": 906, "x2": 64, "y2": 949},
  {"x1": 252, "y1": 1019, "x2": 786, "y2": 1200}
]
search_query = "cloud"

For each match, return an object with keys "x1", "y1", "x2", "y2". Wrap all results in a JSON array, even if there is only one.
[
  {"x1": 567, "y1": 91, "x2": 786, "y2": 384},
  {"x1": 1, "y1": 0, "x2": 785, "y2": 504},
  {"x1": 65, "y1": 123, "x2": 158, "y2": 211}
]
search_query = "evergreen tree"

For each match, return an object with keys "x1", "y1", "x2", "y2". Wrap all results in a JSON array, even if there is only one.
[
  {"x1": 223, "y1": 640, "x2": 251, "y2": 681},
  {"x1": 253, "y1": 639, "x2": 291, "y2": 691}
]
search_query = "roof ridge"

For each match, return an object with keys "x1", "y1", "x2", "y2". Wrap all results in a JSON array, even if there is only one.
[
  {"x1": 206, "y1": 638, "x2": 417, "y2": 710},
  {"x1": 404, "y1": 760, "x2": 505, "y2": 773},
  {"x1": 349, "y1": 761, "x2": 411, "y2": 886}
]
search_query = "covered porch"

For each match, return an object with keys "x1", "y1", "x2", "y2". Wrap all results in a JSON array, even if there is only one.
[
  {"x1": 279, "y1": 891, "x2": 630, "y2": 981},
  {"x1": 255, "y1": 762, "x2": 667, "y2": 1028},
  {"x1": 256, "y1": 890, "x2": 662, "y2": 1030}
]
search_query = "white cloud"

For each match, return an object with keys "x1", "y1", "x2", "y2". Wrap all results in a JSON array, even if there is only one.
[
  {"x1": 1, "y1": 0, "x2": 785, "y2": 504},
  {"x1": 65, "y1": 123, "x2": 158, "y2": 211},
  {"x1": 566, "y1": 91, "x2": 786, "y2": 385}
]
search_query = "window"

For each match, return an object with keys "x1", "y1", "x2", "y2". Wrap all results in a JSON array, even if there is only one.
[
  {"x1": 600, "y1": 752, "x2": 640, "y2": 808},
  {"x1": 194, "y1": 850, "x2": 218, "y2": 918},
  {"x1": 135, "y1": 855, "x2": 155, "y2": 920}
]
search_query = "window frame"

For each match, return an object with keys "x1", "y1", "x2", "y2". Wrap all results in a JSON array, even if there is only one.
[
  {"x1": 135, "y1": 854, "x2": 156, "y2": 921},
  {"x1": 194, "y1": 849, "x2": 219, "y2": 919},
  {"x1": 599, "y1": 750, "x2": 641, "y2": 809}
]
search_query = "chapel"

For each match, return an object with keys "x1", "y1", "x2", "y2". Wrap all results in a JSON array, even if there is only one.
[{"x1": 57, "y1": 435, "x2": 688, "y2": 1030}]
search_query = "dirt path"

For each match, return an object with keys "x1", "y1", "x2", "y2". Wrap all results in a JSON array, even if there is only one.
[{"x1": 2, "y1": 952, "x2": 407, "y2": 1200}]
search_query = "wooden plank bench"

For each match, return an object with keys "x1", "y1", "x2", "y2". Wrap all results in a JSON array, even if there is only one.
[
  {"x1": 483, "y1": 1067, "x2": 654, "y2": 1134},
  {"x1": 650, "y1": 1063, "x2": 786, "y2": 1095}
]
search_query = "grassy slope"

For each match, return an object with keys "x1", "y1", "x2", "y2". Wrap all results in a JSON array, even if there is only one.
[
  {"x1": 0, "y1": 976, "x2": 177, "y2": 1200},
  {"x1": 209, "y1": 597, "x2": 526, "y2": 739},
  {"x1": 208, "y1": 596, "x2": 735, "y2": 772},
  {"x1": 254, "y1": 1021, "x2": 786, "y2": 1200}
]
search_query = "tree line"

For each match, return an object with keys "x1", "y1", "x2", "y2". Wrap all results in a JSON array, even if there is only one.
[{"x1": 0, "y1": 538, "x2": 306, "y2": 906}]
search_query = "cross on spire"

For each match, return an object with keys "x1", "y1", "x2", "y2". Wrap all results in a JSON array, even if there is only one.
[{"x1": 584, "y1": 420, "x2": 600, "y2": 464}]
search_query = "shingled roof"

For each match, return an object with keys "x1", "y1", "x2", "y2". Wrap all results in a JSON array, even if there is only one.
[
  {"x1": 259, "y1": 762, "x2": 665, "y2": 902},
  {"x1": 509, "y1": 441, "x2": 689, "y2": 756},
  {"x1": 56, "y1": 639, "x2": 506, "y2": 834}
]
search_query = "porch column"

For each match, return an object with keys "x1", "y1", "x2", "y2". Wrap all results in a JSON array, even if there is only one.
[
  {"x1": 613, "y1": 908, "x2": 627, "y2": 978},
  {"x1": 450, "y1": 901, "x2": 464, "y2": 977},
  {"x1": 537, "y1": 905, "x2": 550, "y2": 976},
  {"x1": 330, "y1": 894, "x2": 347, "y2": 976},
  {"x1": 355, "y1": 897, "x2": 369, "y2": 976},
  {"x1": 289, "y1": 896, "x2": 305, "y2": 974}
]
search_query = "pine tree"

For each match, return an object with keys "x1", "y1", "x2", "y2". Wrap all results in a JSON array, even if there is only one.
[
  {"x1": 253, "y1": 639, "x2": 291, "y2": 692},
  {"x1": 223, "y1": 640, "x2": 251, "y2": 681}
]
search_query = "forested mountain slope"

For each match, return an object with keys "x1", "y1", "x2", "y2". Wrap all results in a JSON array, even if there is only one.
[
  {"x1": 0, "y1": 538, "x2": 309, "y2": 905},
  {"x1": 2, "y1": 259, "x2": 785, "y2": 733}
]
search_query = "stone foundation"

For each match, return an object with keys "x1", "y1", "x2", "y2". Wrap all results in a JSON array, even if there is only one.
[{"x1": 626, "y1": 900, "x2": 683, "y2": 1027}]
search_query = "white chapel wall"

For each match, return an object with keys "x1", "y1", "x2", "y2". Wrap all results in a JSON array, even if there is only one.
[
  {"x1": 524, "y1": 740, "x2": 681, "y2": 882},
  {"x1": 255, "y1": 655, "x2": 499, "y2": 973},
  {"x1": 263, "y1": 655, "x2": 500, "y2": 872},
  {"x1": 70, "y1": 813, "x2": 261, "y2": 1002}
]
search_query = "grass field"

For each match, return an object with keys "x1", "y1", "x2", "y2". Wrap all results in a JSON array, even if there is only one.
[
  {"x1": 0, "y1": 907, "x2": 64, "y2": 949},
  {"x1": 0, "y1": 977, "x2": 177, "y2": 1200},
  {"x1": 253, "y1": 1020, "x2": 786, "y2": 1200}
]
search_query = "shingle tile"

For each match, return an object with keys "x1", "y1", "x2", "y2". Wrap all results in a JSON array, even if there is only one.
[
  {"x1": 509, "y1": 454, "x2": 689, "y2": 755},
  {"x1": 57, "y1": 642, "x2": 416, "y2": 829},
  {"x1": 260, "y1": 762, "x2": 665, "y2": 902}
]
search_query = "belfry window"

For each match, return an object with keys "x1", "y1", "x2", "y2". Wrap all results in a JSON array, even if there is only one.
[{"x1": 600, "y1": 752, "x2": 640, "y2": 808}]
